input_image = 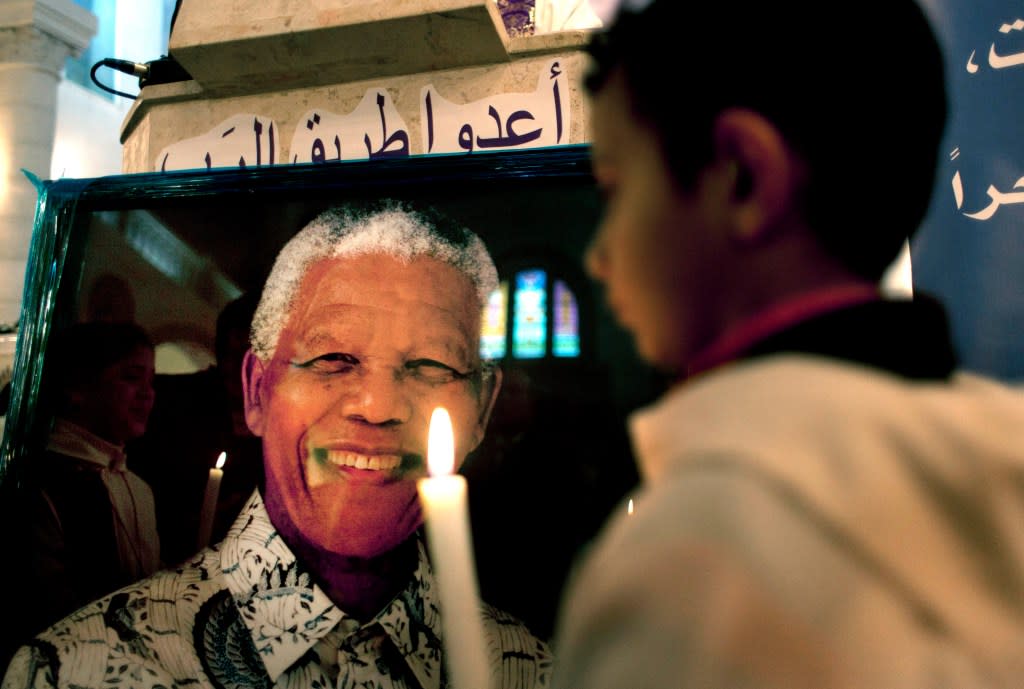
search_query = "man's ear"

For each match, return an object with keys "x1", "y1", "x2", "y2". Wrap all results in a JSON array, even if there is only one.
[
  {"x1": 241, "y1": 348, "x2": 267, "y2": 437},
  {"x1": 712, "y1": 107, "x2": 802, "y2": 244},
  {"x1": 469, "y1": 366, "x2": 503, "y2": 452}
]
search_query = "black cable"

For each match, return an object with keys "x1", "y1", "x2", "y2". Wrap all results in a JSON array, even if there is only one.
[
  {"x1": 89, "y1": 58, "x2": 146, "y2": 101},
  {"x1": 170, "y1": 0, "x2": 183, "y2": 35}
]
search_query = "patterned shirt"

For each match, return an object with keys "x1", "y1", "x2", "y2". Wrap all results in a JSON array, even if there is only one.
[{"x1": 2, "y1": 492, "x2": 552, "y2": 689}]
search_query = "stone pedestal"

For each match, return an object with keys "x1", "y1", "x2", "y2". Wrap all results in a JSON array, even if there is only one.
[
  {"x1": 120, "y1": 0, "x2": 594, "y2": 173},
  {"x1": 0, "y1": 0, "x2": 95, "y2": 326}
]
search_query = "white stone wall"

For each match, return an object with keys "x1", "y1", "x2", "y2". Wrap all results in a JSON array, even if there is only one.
[{"x1": 0, "y1": 0, "x2": 96, "y2": 326}]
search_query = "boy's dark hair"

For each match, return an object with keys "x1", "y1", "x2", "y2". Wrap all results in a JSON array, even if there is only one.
[
  {"x1": 45, "y1": 321, "x2": 153, "y2": 409},
  {"x1": 215, "y1": 291, "x2": 261, "y2": 366},
  {"x1": 585, "y1": 0, "x2": 948, "y2": 280}
]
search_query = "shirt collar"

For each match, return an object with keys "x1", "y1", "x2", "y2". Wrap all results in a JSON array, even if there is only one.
[
  {"x1": 218, "y1": 491, "x2": 444, "y2": 686},
  {"x1": 46, "y1": 417, "x2": 128, "y2": 471},
  {"x1": 376, "y1": 539, "x2": 445, "y2": 689},
  {"x1": 686, "y1": 282, "x2": 881, "y2": 379}
]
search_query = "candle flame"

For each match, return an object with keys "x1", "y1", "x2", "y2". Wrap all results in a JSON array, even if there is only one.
[
  {"x1": 215, "y1": 451, "x2": 226, "y2": 470},
  {"x1": 627, "y1": 498, "x2": 634, "y2": 515},
  {"x1": 427, "y1": 407, "x2": 454, "y2": 476}
]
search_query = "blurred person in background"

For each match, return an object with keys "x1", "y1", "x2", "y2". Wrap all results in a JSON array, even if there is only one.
[
  {"x1": 1, "y1": 321, "x2": 159, "y2": 666},
  {"x1": 130, "y1": 290, "x2": 264, "y2": 564}
]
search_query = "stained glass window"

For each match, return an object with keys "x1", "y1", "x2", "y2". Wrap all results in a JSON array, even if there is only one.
[
  {"x1": 552, "y1": 279, "x2": 580, "y2": 357},
  {"x1": 479, "y1": 267, "x2": 582, "y2": 361},
  {"x1": 512, "y1": 269, "x2": 547, "y2": 358},
  {"x1": 480, "y1": 280, "x2": 508, "y2": 360}
]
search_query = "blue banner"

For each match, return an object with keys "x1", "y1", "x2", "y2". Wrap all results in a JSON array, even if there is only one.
[{"x1": 913, "y1": 0, "x2": 1024, "y2": 383}]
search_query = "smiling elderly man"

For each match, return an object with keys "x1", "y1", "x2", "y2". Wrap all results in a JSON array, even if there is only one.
[{"x1": 3, "y1": 201, "x2": 552, "y2": 689}]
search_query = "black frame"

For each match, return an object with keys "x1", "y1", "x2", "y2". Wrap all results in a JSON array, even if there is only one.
[{"x1": 0, "y1": 145, "x2": 659, "y2": 638}]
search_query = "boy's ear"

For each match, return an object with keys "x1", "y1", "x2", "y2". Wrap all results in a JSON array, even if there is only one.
[
  {"x1": 713, "y1": 107, "x2": 802, "y2": 244},
  {"x1": 241, "y1": 348, "x2": 267, "y2": 437}
]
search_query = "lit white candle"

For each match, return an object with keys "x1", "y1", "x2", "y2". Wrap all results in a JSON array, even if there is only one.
[
  {"x1": 417, "y1": 407, "x2": 491, "y2": 689},
  {"x1": 197, "y1": 451, "x2": 226, "y2": 550}
]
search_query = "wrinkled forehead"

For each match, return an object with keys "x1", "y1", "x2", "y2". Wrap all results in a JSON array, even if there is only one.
[{"x1": 279, "y1": 253, "x2": 483, "y2": 352}]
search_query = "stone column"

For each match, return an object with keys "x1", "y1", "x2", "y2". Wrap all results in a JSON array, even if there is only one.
[{"x1": 0, "y1": 0, "x2": 95, "y2": 328}]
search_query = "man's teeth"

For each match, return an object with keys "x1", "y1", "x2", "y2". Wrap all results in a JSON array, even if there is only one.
[{"x1": 323, "y1": 451, "x2": 400, "y2": 471}]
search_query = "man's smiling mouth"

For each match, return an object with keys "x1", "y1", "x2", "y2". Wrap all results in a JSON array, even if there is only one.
[
  {"x1": 311, "y1": 447, "x2": 424, "y2": 476},
  {"x1": 323, "y1": 450, "x2": 401, "y2": 471}
]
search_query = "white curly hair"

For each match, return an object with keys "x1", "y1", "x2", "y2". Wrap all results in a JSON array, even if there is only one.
[{"x1": 249, "y1": 200, "x2": 499, "y2": 362}]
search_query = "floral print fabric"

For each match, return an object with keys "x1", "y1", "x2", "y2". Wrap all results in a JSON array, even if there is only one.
[{"x1": 2, "y1": 492, "x2": 551, "y2": 689}]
